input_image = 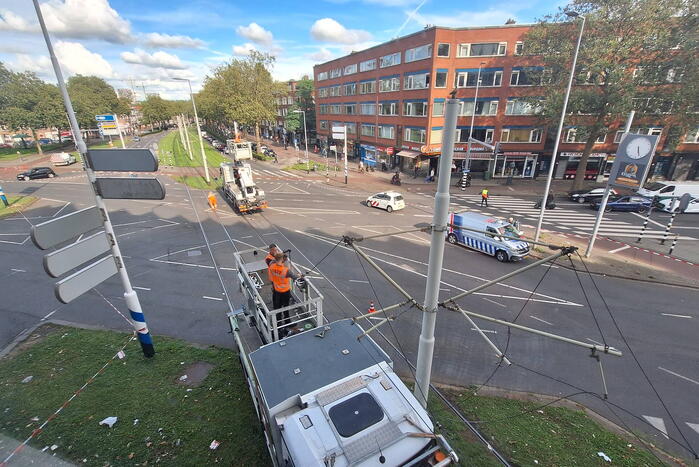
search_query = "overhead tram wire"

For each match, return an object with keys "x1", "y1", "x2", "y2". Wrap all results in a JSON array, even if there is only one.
[{"x1": 567, "y1": 255, "x2": 607, "y2": 346}]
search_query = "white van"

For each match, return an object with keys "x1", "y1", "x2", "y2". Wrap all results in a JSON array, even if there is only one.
[
  {"x1": 637, "y1": 181, "x2": 699, "y2": 201},
  {"x1": 447, "y1": 212, "x2": 530, "y2": 262},
  {"x1": 49, "y1": 152, "x2": 76, "y2": 166}
]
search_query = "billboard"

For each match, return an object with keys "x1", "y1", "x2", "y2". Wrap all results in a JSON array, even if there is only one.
[{"x1": 607, "y1": 133, "x2": 659, "y2": 190}]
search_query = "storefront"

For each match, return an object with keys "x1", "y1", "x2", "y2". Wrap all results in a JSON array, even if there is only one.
[
  {"x1": 493, "y1": 152, "x2": 538, "y2": 178},
  {"x1": 453, "y1": 151, "x2": 493, "y2": 174},
  {"x1": 359, "y1": 144, "x2": 377, "y2": 167},
  {"x1": 556, "y1": 152, "x2": 608, "y2": 180},
  {"x1": 668, "y1": 153, "x2": 699, "y2": 180}
]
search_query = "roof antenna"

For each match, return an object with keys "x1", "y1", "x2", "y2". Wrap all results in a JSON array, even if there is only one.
[{"x1": 376, "y1": 440, "x2": 386, "y2": 464}]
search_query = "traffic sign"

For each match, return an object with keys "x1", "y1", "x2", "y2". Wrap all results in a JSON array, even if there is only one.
[
  {"x1": 99, "y1": 123, "x2": 117, "y2": 129},
  {"x1": 86, "y1": 149, "x2": 158, "y2": 172},
  {"x1": 95, "y1": 115, "x2": 115, "y2": 122},
  {"x1": 95, "y1": 177, "x2": 166, "y2": 200},
  {"x1": 31, "y1": 206, "x2": 102, "y2": 250},
  {"x1": 55, "y1": 255, "x2": 118, "y2": 304},
  {"x1": 332, "y1": 126, "x2": 346, "y2": 140},
  {"x1": 43, "y1": 230, "x2": 111, "y2": 278}
]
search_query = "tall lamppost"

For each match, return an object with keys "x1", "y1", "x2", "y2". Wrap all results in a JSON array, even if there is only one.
[
  {"x1": 174, "y1": 78, "x2": 209, "y2": 183},
  {"x1": 534, "y1": 11, "x2": 586, "y2": 241},
  {"x1": 465, "y1": 62, "x2": 485, "y2": 172},
  {"x1": 293, "y1": 110, "x2": 309, "y2": 173}
]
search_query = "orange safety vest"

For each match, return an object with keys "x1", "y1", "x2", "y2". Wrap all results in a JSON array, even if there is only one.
[{"x1": 269, "y1": 262, "x2": 291, "y2": 292}]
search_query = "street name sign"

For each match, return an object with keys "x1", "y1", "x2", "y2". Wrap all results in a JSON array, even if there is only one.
[
  {"x1": 332, "y1": 126, "x2": 346, "y2": 140},
  {"x1": 608, "y1": 133, "x2": 659, "y2": 190},
  {"x1": 31, "y1": 206, "x2": 102, "y2": 250},
  {"x1": 95, "y1": 177, "x2": 165, "y2": 200},
  {"x1": 95, "y1": 115, "x2": 115, "y2": 122},
  {"x1": 55, "y1": 255, "x2": 118, "y2": 304},
  {"x1": 86, "y1": 148, "x2": 158, "y2": 172},
  {"x1": 43, "y1": 230, "x2": 111, "y2": 278}
]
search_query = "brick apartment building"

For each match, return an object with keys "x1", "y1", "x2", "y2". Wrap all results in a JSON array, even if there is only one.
[
  {"x1": 275, "y1": 80, "x2": 299, "y2": 128},
  {"x1": 313, "y1": 25, "x2": 699, "y2": 181}
]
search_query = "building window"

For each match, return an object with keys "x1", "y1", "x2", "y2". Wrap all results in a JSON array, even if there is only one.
[
  {"x1": 328, "y1": 104, "x2": 342, "y2": 114},
  {"x1": 459, "y1": 100, "x2": 498, "y2": 116},
  {"x1": 455, "y1": 70, "x2": 502, "y2": 87},
  {"x1": 404, "y1": 72, "x2": 430, "y2": 90},
  {"x1": 344, "y1": 64, "x2": 358, "y2": 75},
  {"x1": 379, "y1": 76, "x2": 400, "y2": 92},
  {"x1": 403, "y1": 101, "x2": 428, "y2": 117},
  {"x1": 378, "y1": 125, "x2": 395, "y2": 139},
  {"x1": 514, "y1": 41, "x2": 523, "y2": 55},
  {"x1": 437, "y1": 43, "x2": 450, "y2": 57},
  {"x1": 457, "y1": 42, "x2": 507, "y2": 57},
  {"x1": 346, "y1": 122, "x2": 357, "y2": 134},
  {"x1": 380, "y1": 52, "x2": 401, "y2": 68},
  {"x1": 510, "y1": 68, "x2": 551, "y2": 86},
  {"x1": 455, "y1": 128, "x2": 494, "y2": 143},
  {"x1": 505, "y1": 99, "x2": 539, "y2": 115},
  {"x1": 684, "y1": 127, "x2": 699, "y2": 143},
  {"x1": 329, "y1": 68, "x2": 342, "y2": 79},
  {"x1": 361, "y1": 124, "x2": 376, "y2": 137},
  {"x1": 317, "y1": 87, "x2": 328, "y2": 98},
  {"x1": 343, "y1": 82, "x2": 357, "y2": 96},
  {"x1": 618, "y1": 127, "x2": 663, "y2": 139},
  {"x1": 360, "y1": 59, "x2": 377, "y2": 72},
  {"x1": 501, "y1": 128, "x2": 542, "y2": 143},
  {"x1": 320, "y1": 120, "x2": 328, "y2": 129},
  {"x1": 433, "y1": 100, "x2": 445, "y2": 116},
  {"x1": 565, "y1": 128, "x2": 606, "y2": 143},
  {"x1": 359, "y1": 80, "x2": 376, "y2": 94},
  {"x1": 378, "y1": 101, "x2": 398, "y2": 116},
  {"x1": 328, "y1": 85, "x2": 341, "y2": 97},
  {"x1": 405, "y1": 44, "x2": 432, "y2": 63},
  {"x1": 343, "y1": 103, "x2": 356, "y2": 115},
  {"x1": 631, "y1": 97, "x2": 674, "y2": 114},
  {"x1": 404, "y1": 127, "x2": 426, "y2": 143},
  {"x1": 360, "y1": 102, "x2": 376, "y2": 115},
  {"x1": 319, "y1": 104, "x2": 327, "y2": 114},
  {"x1": 318, "y1": 71, "x2": 328, "y2": 81},
  {"x1": 434, "y1": 71, "x2": 447, "y2": 88}
]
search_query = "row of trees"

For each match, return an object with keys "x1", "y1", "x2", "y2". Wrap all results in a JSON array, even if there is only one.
[
  {"x1": 140, "y1": 96, "x2": 192, "y2": 130},
  {"x1": 524, "y1": 0, "x2": 697, "y2": 189}
]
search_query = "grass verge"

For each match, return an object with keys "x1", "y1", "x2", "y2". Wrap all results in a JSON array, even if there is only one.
[
  {"x1": 174, "y1": 175, "x2": 222, "y2": 191},
  {"x1": 158, "y1": 130, "x2": 225, "y2": 168},
  {"x1": 285, "y1": 161, "x2": 333, "y2": 172},
  {"x1": 0, "y1": 325, "x2": 266, "y2": 466},
  {"x1": 0, "y1": 195, "x2": 39, "y2": 219},
  {"x1": 0, "y1": 142, "x2": 74, "y2": 161}
]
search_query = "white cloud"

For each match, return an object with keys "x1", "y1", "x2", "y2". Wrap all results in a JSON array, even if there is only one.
[
  {"x1": 54, "y1": 41, "x2": 114, "y2": 77},
  {"x1": 307, "y1": 47, "x2": 335, "y2": 61},
  {"x1": 411, "y1": 9, "x2": 516, "y2": 28},
  {"x1": 12, "y1": 54, "x2": 52, "y2": 75},
  {"x1": 232, "y1": 43, "x2": 257, "y2": 56},
  {"x1": 236, "y1": 22, "x2": 273, "y2": 46},
  {"x1": 42, "y1": 0, "x2": 133, "y2": 43},
  {"x1": 120, "y1": 48, "x2": 187, "y2": 69},
  {"x1": 143, "y1": 32, "x2": 204, "y2": 49},
  {"x1": 0, "y1": 9, "x2": 34, "y2": 32},
  {"x1": 310, "y1": 18, "x2": 372, "y2": 45}
]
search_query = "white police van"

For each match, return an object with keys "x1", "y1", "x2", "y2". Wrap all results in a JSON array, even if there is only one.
[{"x1": 447, "y1": 212, "x2": 530, "y2": 262}]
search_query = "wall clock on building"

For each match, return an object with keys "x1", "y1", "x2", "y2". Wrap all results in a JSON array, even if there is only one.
[{"x1": 625, "y1": 136, "x2": 652, "y2": 160}]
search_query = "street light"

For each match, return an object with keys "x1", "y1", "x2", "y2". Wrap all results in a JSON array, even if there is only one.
[
  {"x1": 534, "y1": 11, "x2": 586, "y2": 241},
  {"x1": 293, "y1": 109, "x2": 309, "y2": 173},
  {"x1": 173, "y1": 78, "x2": 209, "y2": 183},
  {"x1": 465, "y1": 62, "x2": 485, "y2": 173}
]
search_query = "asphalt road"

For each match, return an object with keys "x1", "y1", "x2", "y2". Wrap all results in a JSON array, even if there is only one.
[{"x1": 1, "y1": 137, "x2": 697, "y2": 461}]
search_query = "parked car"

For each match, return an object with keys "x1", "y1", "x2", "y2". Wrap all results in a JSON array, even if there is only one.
[
  {"x1": 133, "y1": 135, "x2": 141, "y2": 142},
  {"x1": 590, "y1": 195, "x2": 651, "y2": 213},
  {"x1": 38, "y1": 138, "x2": 53, "y2": 145},
  {"x1": 365, "y1": 191, "x2": 405, "y2": 213},
  {"x1": 568, "y1": 187, "x2": 618, "y2": 204},
  {"x1": 17, "y1": 167, "x2": 56, "y2": 181}
]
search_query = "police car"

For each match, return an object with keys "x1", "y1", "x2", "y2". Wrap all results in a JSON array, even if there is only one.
[{"x1": 365, "y1": 191, "x2": 405, "y2": 213}]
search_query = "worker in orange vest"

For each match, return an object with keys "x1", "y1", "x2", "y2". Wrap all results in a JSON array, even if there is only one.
[
  {"x1": 265, "y1": 243, "x2": 280, "y2": 282},
  {"x1": 207, "y1": 191, "x2": 217, "y2": 211},
  {"x1": 268, "y1": 252, "x2": 303, "y2": 330},
  {"x1": 480, "y1": 188, "x2": 489, "y2": 207}
]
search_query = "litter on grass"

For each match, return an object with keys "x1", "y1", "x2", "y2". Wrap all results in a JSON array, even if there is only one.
[
  {"x1": 209, "y1": 440, "x2": 220, "y2": 450},
  {"x1": 99, "y1": 417, "x2": 118, "y2": 428},
  {"x1": 597, "y1": 452, "x2": 612, "y2": 462},
  {"x1": 21, "y1": 376, "x2": 33, "y2": 383}
]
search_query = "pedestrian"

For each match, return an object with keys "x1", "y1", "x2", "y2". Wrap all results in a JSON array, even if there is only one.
[
  {"x1": 481, "y1": 188, "x2": 489, "y2": 207},
  {"x1": 207, "y1": 191, "x2": 217, "y2": 212},
  {"x1": 268, "y1": 252, "x2": 302, "y2": 333},
  {"x1": 429, "y1": 168, "x2": 435, "y2": 182},
  {"x1": 359, "y1": 159, "x2": 364, "y2": 173},
  {"x1": 413, "y1": 163, "x2": 419, "y2": 179}
]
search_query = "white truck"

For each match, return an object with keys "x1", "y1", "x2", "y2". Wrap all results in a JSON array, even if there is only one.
[
  {"x1": 227, "y1": 139, "x2": 253, "y2": 161},
  {"x1": 228, "y1": 247, "x2": 458, "y2": 467},
  {"x1": 49, "y1": 152, "x2": 76, "y2": 166}
]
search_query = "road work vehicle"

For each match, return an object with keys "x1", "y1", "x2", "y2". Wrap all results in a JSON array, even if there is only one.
[
  {"x1": 228, "y1": 246, "x2": 458, "y2": 467},
  {"x1": 220, "y1": 141, "x2": 267, "y2": 213},
  {"x1": 447, "y1": 211, "x2": 530, "y2": 262}
]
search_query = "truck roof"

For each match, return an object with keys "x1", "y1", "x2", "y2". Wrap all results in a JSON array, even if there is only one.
[{"x1": 249, "y1": 319, "x2": 391, "y2": 409}]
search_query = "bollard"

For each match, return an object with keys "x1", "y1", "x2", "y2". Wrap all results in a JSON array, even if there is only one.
[
  {"x1": 660, "y1": 200, "x2": 679, "y2": 245},
  {"x1": 668, "y1": 234, "x2": 679, "y2": 256}
]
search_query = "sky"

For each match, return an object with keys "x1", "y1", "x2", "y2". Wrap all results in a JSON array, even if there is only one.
[{"x1": 0, "y1": 0, "x2": 564, "y2": 100}]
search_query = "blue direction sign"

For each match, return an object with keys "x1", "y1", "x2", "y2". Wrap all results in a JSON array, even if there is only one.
[{"x1": 95, "y1": 114, "x2": 115, "y2": 122}]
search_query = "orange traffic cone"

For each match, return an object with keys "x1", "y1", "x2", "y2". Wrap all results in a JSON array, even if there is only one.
[{"x1": 368, "y1": 301, "x2": 376, "y2": 313}]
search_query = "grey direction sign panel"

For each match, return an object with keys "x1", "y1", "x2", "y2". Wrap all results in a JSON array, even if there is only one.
[
  {"x1": 31, "y1": 206, "x2": 102, "y2": 250},
  {"x1": 608, "y1": 133, "x2": 659, "y2": 190},
  {"x1": 86, "y1": 149, "x2": 158, "y2": 172},
  {"x1": 43, "y1": 230, "x2": 111, "y2": 278},
  {"x1": 55, "y1": 255, "x2": 118, "y2": 304},
  {"x1": 95, "y1": 177, "x2": 165, "y2": 200}
]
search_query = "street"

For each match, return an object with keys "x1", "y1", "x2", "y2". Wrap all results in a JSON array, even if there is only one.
[{"x1": 1, "y1": 136, "x2": 698, "y2": 461}]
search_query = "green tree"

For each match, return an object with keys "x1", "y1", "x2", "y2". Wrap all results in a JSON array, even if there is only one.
[
  {"x1": 524, "y1": 0, "x2": 697, "y2": 190},
  {"x1": 66, "y1": 75, "x2": 120, "y2": 130},
  {"x1": 140, "y1": 95, "x2": 173, "y2": 129},
  {"x1": 295, "y1": 77, "x2": 315, "y2": 132},
  {"x1": 284, "y1": 103, "x2": 302, "y2": 132}
]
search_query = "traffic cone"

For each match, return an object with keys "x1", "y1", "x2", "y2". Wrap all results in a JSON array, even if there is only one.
[{"x1": 368, "y1": 301, "x2": 376, "y2": 313}]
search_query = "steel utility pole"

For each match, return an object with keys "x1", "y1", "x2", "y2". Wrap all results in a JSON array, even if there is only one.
[
  {"x1": 465, "y1": 62, "x2": 484, "y2": 172},
  {"x1": 114, "y1": 114, "x2": 126, "y2": 148},
  {"x1": 534, "y1": 12, "x2": 585, "y2": 242},
  {"x1": 175, "y1": 78, "x2": 209, "y2": 182},
  {"x1": 343, "y1": 126, "x2": 348, "y2": 184},
  {"x1": 33, "y1": 0, "x2": 154, "y2": 357},
  {"x1": 414, "y1": 96, "x2": 458, "y2": 407}
]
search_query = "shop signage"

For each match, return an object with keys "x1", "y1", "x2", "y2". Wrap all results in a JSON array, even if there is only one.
[
  {"x1": 386, "y1": 147, "x2": 394, "y2": 155},
  {"x1": 561, "y1": 152, "x2": 608, "y2": 159},
  {"x1": 421, "y1": 143, "x2": 487, "y2": 155},
  {"x1": 402, "y1": 144, "x2": 421, "y2": 151}
]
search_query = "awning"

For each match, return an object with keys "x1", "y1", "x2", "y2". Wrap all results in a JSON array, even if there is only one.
[
  {"x1": 397, "y1": 150, "x2": 419, "y2": 159},
  {"x1": 452, "y1": 152, "x2": 493, "y2": 160}
]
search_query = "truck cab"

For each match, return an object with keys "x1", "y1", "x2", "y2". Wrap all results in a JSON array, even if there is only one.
[
  {"x1": 220, "y1": 162, "x2": 267, "y2": 213},
  {"x1": 447, "y1": 212, "x2": 529, "y2": 262}
]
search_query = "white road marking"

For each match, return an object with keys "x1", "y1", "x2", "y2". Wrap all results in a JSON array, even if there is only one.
[
  {"x1": 642, "y1": 415, "x2": 669, "y2": 439},
  {"x1": 631, "y1": 212, "x2": 666, "y2": 228},
  {"x1": 608, "y1": 245, "x2": 631, "y2": 254},
  {"x1": 349, "y1": 280, "x2": 369, "y2": 283},
  {"x1": 40, "y1": 197, "x2": 67, "y2": 203},
  {"x1": 657, "y1": 367, "x2": 699, "y2": 386},
  {"x1": 660, "y1": 313, "x2": 692, "y2": 319},
  {"x1": 507, "y1": 186, "x2": 514, "y2": 191},
  {"x1": 41, "y1": 307, "x2": 60, "y2": 321},
  {"x1": 687, "y1": 422, "x2": 699, "y2": 436},
  {"x1": 133, "y1": 286, "x2": 151, "y2": 291},
  {"x1": 52, "y1": 202, "x2": 71, "y2": 217},
  {"x1": 10, "y1": 268, "x2": 26, "y2": 273},
  {"x1": 530, "y1": 315, "x2": 553, "y2": 325},
  {"x1": 413, "y1": 214, "x2": 433, "y2": 218},
  {"x1": 481, "y1": 297, "x2": 506, "y2": 308},
  {"x1": 471, "y1": 328, "x2": 497, "y2": 334},
  {"x1": 202, "y1": 295, "x2": 223, "y2": 301}
]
